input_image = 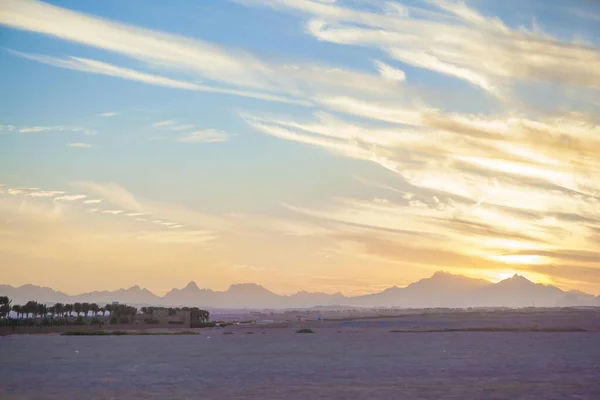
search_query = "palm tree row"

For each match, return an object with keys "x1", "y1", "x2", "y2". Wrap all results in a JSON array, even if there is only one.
[
  {"x1": 1, "y1": 297, "x2": 210, "y2": 326},
  {"x1": 8, "y1": 301, "x2": 110, "y2": 320}
]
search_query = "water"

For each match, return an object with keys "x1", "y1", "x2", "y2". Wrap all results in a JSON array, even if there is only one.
[{"x1": 1, "y1": 330, "x2": 599, "y2": 399}]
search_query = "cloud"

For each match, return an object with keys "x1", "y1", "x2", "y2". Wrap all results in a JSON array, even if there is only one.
[
  {"x1": 178, "y1": 129, "x2": 231, "y2": 143},
  {"x1": 169, "y1": 124, "x2": 196, "y2": 131},
  {"x1": 100, "y1": 111, "x2": 117, "y2": 117},
  {"x1": 153, "y1": 120, "x2": 175, "y2": 127},
  {"x1": 373, "y1": 60, "x2": 406, "y2": 82},
  {"x1": 19, "y1": 125, "x2": 69, "y2": 133},
  {"x1": 75, "y1": 181, "x2": 142, "y2": 211},
  {"x1": 0, "y1": 0, "x2": 270, "y2": 88},
  {"x1": 134, "y1": 230, "x2": 218, "y2": 244},
  {"x1": 1, "y1": 121, "x2": 96, "y2": 136},
  {"x1": 9, "y1": 50, "x2": 308, "y2": 105},
  {"x1": 26, "y1": 191, "x2": 65, "y2": 198},
  {"x1": 54, "y1": 194, "x2": 87, "y2": 201},
  {"x1": 1, "y1": 1, "x2": 408, "y2": 106},
  {"x1": 67, "y1": 142, "x2": 93, "y2": 148},
  {"x1": 153, "y1": 121, "x2": 197, "y2": 131},
  {"x1": 8, "y1": 188, "x2": 39, "y2": 195},
  {"x1": 4, "y1": 124, "x2": 79, "y2": 134},
  {"x1": 0, "y1": 125, "x2": 17, "y2": 132},
  {"x1": 246, "y1": 0, "x2": 600, "y2": 95},
  {"x1": 243, "y1": 105, "x2": 600, "y2": 290},
  {"x1": 102, "y1": 209, "x2": 123, "y2": 215},
  {"x1": 83, "y1": 199, "x2": 102, "y2": 204}
]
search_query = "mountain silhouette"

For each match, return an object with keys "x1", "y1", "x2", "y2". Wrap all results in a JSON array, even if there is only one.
[
  {"x1": 476, "y1": 274, "x2": 565, "y2": 307},
  {"x1": 73, "y1": 285, "x2": 160, "y2": 305},
  {"x1": 162, "y1": 281, "x2": 215, "y2": 306},
  {"x1": 351, "y1": 271, "x2": 491, "y2": 307},
  {"x1": 2, "y1": 272, "x2": 599, "y2": 309}
]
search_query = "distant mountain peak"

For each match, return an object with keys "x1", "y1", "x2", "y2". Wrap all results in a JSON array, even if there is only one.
[
  {"x1": 183, "y1": 281, "x2": 200, "y2": 291},
  {"x1": 501, "y1": 274, "x2": 533, "y2": 284},
  {"x1": 228, "y1": 283, "x2": 271, "y2": 293},
  {"x1": 230, "y1": 282, "x2": 261, "y2": 288}
]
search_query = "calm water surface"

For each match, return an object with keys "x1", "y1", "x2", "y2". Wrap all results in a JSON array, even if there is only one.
[{"x1": 1, "y1": 330, "x2": 599, "y2": 399}]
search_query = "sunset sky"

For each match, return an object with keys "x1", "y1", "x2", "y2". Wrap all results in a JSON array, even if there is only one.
[{"x1": 1, "y1": 0, "x2": 599, "y2": 296}]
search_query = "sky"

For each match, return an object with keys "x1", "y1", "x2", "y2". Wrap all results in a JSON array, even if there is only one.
[{"x1": 1, "y1": 0, "x2": 599, "y2": 296}]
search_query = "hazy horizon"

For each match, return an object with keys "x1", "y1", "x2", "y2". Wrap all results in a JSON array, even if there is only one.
[
  {"x1": 1, "y1": 0, "x2": 600, "y2": 297},
  {"x1": 1, "y1": 270, "x2": 535, "y2": 297}
]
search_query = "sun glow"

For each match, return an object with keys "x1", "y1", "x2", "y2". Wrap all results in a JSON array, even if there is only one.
[{"x1": 489, "y1": 254, "x2": 548, "y2": 265}]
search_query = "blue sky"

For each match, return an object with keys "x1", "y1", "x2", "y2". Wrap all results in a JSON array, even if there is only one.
[{"x1": 1, "y1": 0, "x2": 599, "y2": 295}]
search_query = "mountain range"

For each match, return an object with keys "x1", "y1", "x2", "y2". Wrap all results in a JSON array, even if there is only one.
[{"x1": 1, "y1": 272, "x2": 599, "y2": 309}]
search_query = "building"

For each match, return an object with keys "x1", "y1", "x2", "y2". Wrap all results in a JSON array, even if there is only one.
[{"x1": 134, "y1": 308, "x2": 191, "y2": 327}]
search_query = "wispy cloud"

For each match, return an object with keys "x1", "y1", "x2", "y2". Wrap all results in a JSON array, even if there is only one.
[
  {"x1": 243, "y1": 103, "x2": 600, "y2": 288},
  {"x1": 152, "y1": 120, "x2": 175, "y2": 127},
  {"x1": 102, "y1": 209, "x2": 123, "y2": 215},
  {"x1": 244, "y1": 0, "x2": 600, "y2": 96},
  {"x1": 67, "y1": 142, "x2": 93, "y2": 148},
  {"x1": 26, "y1": 191, "x2": 65, "y2": 198},
  {"x1": 55, "y1": 194, "x2": 87, "y2": 201},
  {"x1": 373, "y1": 60, "x2": 406, "y2": 82},
  {"x1": 8, "y1": 188, "x2": 39, "y2": 195},
  {"x1": 169, "y1": 124, "x2": 196, "y2": 131},
  {"x1": 0, "y1": 1, "x2": 405, "y2": 106},
  {"x1": 100, "y1": 111, "x2": 117, "y2": 117},
  {"x1": 135, "y1": 230, "x2": 218, "y2": 244},
  {"x1": 19, "y1": 126, "x2": 69, "y2": 133},
  {"x1": 75, "y1": 181, "x2": 142, "y2": 211},
  {"x1": 83, "y1": 199, "x2": 103, "y2": 204},
  {"x1": 8, "y1": 50, "x2": 308, "y2": 105},
  {"x1": 1, "y1": 124, "x2": 73, "y2": 134},
  {"x1": 152, "y1": 121, "x2": 196, "y2": 131},
  {"x1": 1, "y1": 122, "x2": 96, "y2": 136},
  {"x1": 178, "y1": 129, "x2": 232, "y2": 143}
]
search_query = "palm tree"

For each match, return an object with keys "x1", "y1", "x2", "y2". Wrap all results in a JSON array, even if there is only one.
[
  {"x1": 64, "y1": 303, "x2": 74, "y2": 318},
  {"x1": 24, "y1": 301, "x2": 38, "y2": 320},
  {"x1": 48, "y1": 305, "x2": 56, "y2": 324},
  {"x1": 129, "y1": 306, "x2": 138, "y2": 323},
  {"x1": 54, "y1": 303, "x2": 64, "y2": 318},
  {"x1": 73, "y1": 303, "x2": 82, "y2": 317},
  {"x1": 90, "y1": 303, "x2": 99, "y2": 318},
  {"x1": 82, "y1": 303, "x2": 91, "y2": 319},
  {"x1": 12, "y1": 304, "x2": 22, "y2": 320},
  {"x1": 0, "y1": 296, "x2": 11, "y2": 321},
  {"x1": 37, "y1": 303, "x2": 48, "y2": 322}
]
